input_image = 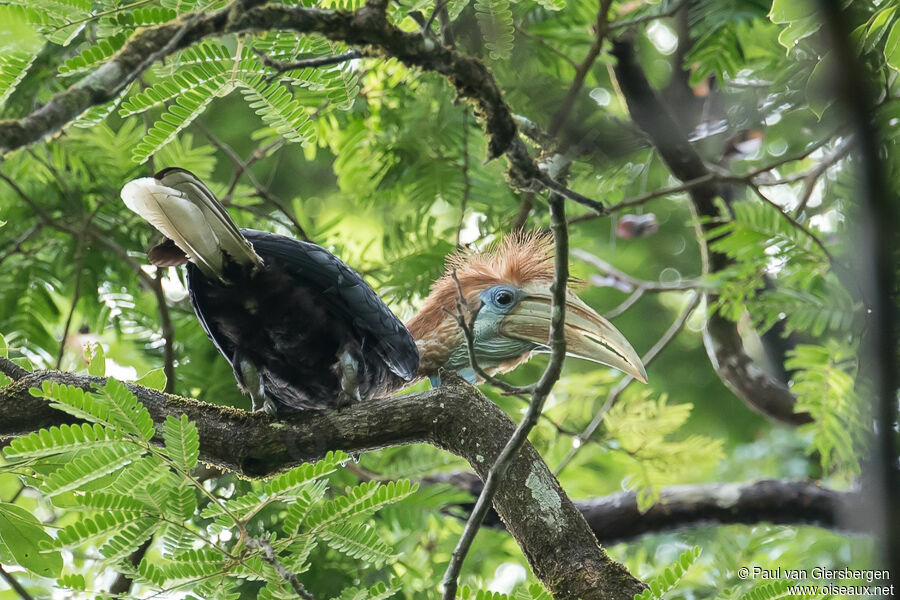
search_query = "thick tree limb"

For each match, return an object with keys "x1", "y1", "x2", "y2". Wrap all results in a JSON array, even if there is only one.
[
  {"x1": 818, "y1": 0, "x2": 900, "y2": 581},
  {"x1": 610, "y1": 39, "x2": 810, "y2": 426},
  {"x1": 428, "y1": 472, "x2": 865, "y2": 544},
  {"x1": 577, "y1": 480, "x2": 862, "y2": 544},
  {"x1": 0, "y1": 367, "x2": 644, "y2": 600},
  {"x1": 0, "y1": 0, "x2": 605, "y2": 209}
]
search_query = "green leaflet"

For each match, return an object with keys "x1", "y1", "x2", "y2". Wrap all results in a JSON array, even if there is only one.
[
  {"x1": 306, "y1": 479, "x2": 418, "y2": 531},
  {"x1": 0, "y1": 502, "x2": 62, "y2": 577},
  {"x1": 239, "y1": 79, "x2": 316, "y2": 145},
  {"x1": 0, "y1": 51, "x2": 35, "y2": 107},
  {"x1": 634, "y1": 546, "x2": 701, "y2": 600},
  {"x1": 135, "y1": 367, "x2": 168, "y2": 391},
  {"x1": 3, "y1": 422, "x2": 123, "y2": 459},
  {"x1": 42, "y1": 444, "x2": 144, "y2": 496},
  {"x1": 97, "y1": 378, "x2": 156, "y2": 440},
  {"x1": 474, "y1": 0, "x2": 514, "y2": 60},
  {"x1": 264, "y1": 450, "x2": 347, "y2": 495},
  {"x1": 320, "y1": 522, "x2": 397, "y2": 566},
  {"x1": 163, "y1": 414, "x2": 200, "y2": 472}
]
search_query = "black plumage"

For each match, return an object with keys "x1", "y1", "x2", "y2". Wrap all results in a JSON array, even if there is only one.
[
  {"x1": 187, "y1": 231, "x2": 418, "y2": 410},
  {"x1": 121, "y1": 167, "x2": 418, "y2": 412}
]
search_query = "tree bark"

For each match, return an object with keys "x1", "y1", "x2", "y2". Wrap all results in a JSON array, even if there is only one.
[
  {"x1": 610, "y1": 39, "x2": 810, "y2": 426},
  {"x1": 0, "y1": 367, "x2": 644, "y2": 600}
]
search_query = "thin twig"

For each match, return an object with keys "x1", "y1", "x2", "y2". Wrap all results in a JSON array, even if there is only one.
[
  {"x1": 456, "y1": 110, "x2": 471, "y2": 247},
  {"x1": 446, "y1": 271, "x2": 532, "y2": 395},
  {"x1": 574, "y1": 249, "x2": 704, "y2": 292},
  {"x1": 441, "y1": 192, "x2": 569, "y2": 599},
  {"x1": 604, "y1": 288, "x2": 644, "y2": 319},
  {"x1": 0, "y1": 225, "x2": 39, "y2": 269},
  {"x1": 56, "y1": 234, "x2": 87, "y2": 369},
  {"x1": 607, "y1": 0, "x2": 690, "y2": 32},
  {"x1": 745, "y1": 182, "x2": 841, "y2": 270},
  {"x1": 568, "y1": 137, "x2": 844, "y2": 226},
  {"x1": 253, "y1": 48, "x2": 367, "y2": 72},
  {"x1": 195, "y1": 122, "x2": 309, "y2": 241},
  {"x1": 422, "y1": 0, "x2": 450, "y2": 36},
  {"x1": 0, "y1": 564, "x2": 34, "y2": 600},
  {"x1": 548, "y1": 0, "x2": 615, "y2": 137},
  {"x1": 513, "y1": 25, "x2": 578, "y2": 70},
  {"x1": 246, "y1": 538, "x2": 314, "y2": 600},
  {"x1": 555, "y1": 292, "x2": 701, "y2": 475}
]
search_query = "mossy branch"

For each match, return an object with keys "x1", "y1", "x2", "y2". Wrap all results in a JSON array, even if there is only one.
[{"x1": 0, "y1": 366, "x2": 644, "y2": 600}]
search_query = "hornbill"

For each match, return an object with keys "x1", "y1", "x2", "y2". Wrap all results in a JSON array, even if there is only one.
[
  {"x1": 407, "y1": 233, "x2": 647, "y2": 386},
  {"x1": 121, "y1": 169, "x2": 645, "y2": 413}
]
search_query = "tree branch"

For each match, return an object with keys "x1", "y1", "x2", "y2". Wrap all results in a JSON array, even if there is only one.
[
  {"x1": 441, "y1": 192, "x2": 581, "y2": 598},
  {"x1": 427, "y1": 472, "x2": 866, "y2": 544},
  {"x1": 610, "y1": 39, "x2": 810, "y2": 426},
  {"x1": 0, "y1": 366, "x2": 644, "y2": 600},
  {"x1": 817, "y1": 0, "x2": 900, "y2": 581}
]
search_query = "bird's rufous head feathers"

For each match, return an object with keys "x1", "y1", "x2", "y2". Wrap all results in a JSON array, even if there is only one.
[
  {"x1": 406, "y1": 232, "x2": 556, "y2": 340},
  {"x1": 406, "y1": 231, "x2": 647, "y2": 384}
]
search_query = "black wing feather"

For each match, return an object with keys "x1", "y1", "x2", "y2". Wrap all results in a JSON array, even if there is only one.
[{"x1": 240, "y1": 230, "x2": 419, "y2": 380}]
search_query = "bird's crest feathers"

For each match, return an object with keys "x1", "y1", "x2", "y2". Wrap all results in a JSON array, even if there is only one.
[{"x1": 407, "y1": 232, "x2": 561, "y2": 338}]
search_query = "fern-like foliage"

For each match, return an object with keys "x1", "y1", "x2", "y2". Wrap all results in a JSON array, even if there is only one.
[
  {"x1": 604, "y1": 393, "x2": 723, "y2": 509},
  {"x1": 634, "y1": 546, "x2": 702, "y2": 600},
  {"x1": 0, "y1": 51, "x2": 35, "y2": 106},
  {"x1": 240, "y1": 78, "x2": 316, "y2": 145},
  {"x1": 786, "y1": 342, "x2": 868, "y2": 478},
  {"x1": 163, "y1": 414, "x2": 199, "y2": 472},
  {"x1": 475, "y1": 0, "x2": 515, "y2": 60},
  {"x1": 2, "y1": 378, "x2": 416, "y2": 597},
  {"x1": 3, "y1": 422, "x2": 123, "y2": 459}
]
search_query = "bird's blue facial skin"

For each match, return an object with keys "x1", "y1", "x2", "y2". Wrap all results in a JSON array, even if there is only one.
[
  {"x1": 478, "y1": 285, "x2": 524, "y2": 315},
  {"x1": 439, "y1": 284, "x2": 537, "y2": 381}
]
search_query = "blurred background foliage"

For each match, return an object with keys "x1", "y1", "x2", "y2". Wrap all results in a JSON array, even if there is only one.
[{"x1": 0, "y1": 0, "x2": 891, "y2": 597}]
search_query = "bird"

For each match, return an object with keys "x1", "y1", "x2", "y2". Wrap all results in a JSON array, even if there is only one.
[
  {"x1": 121, "y1": 167, "x2": 419, "y2": 413},
  {"x1": 121, "y1": 168, "x2": 646, "y2": 413},
  {"x1": 406, "y1": 233, "x2": 647, "y2": 387}
]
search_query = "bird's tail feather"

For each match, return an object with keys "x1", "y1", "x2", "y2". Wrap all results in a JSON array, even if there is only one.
[{"x1": 121, "y1": 167, "x2": 261, "y2": 278}]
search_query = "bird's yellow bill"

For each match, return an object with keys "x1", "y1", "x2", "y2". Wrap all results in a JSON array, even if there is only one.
[{"x1": 498, "y1": 285, "x2": 648, "y2": 383}]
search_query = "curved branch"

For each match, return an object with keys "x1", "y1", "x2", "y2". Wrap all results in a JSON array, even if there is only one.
[
  {"x1": 610, "y1": 39, "x2": 810, "y2": 426},
  {"x1": 428, "y1": 472, "x2": 865, "y2": 544},
  {"x1": 0, "y1": 367, "x2": 644, "y2": 600}
]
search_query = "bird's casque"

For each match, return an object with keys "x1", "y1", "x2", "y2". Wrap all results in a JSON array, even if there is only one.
[{"x1": 407, "y1": 233, "x2": 647, "y2": 386}]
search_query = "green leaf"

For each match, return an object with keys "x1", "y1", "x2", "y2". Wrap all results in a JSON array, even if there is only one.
[
  {"x1": 98, "y1": 378, "x2": 156, "y2": 440},
  {"x1": 885, "y1": 21, "x2": 900, "y2": 70},
  {"x1": 320, "y1": 522, "x2": 397, "y2": 566},
  {"x1": 132, "y1": 77, "x2": 226, "y2": 163},
  {"x1": 3, "y1": 423, "x2": 124, "y2": 459},
  {"x1": 163, "y1": 414, "x2": 199, "y2": 472},
  {"x1": 85, "y1": 342, "x2": 105, "y2": 377},
  {"x1": 0, "y1": 503, "x2": 63, "y2": 577},
  {"x1": 55, "y1": 511, "x2": 152, "y2": 547},
  {"x1": 807, "y1": 52, "x2": 836, "y2": 119},
  {"x1": 264, "y1": 450, "x2": 347, "y2": 496},
  {"x1": 0, "y1": 51, "x2": 35, "y2": 107},
  {"x1": 769, "y1": 0, "x2": 816, "y2": 24},
  {"x1": 475, "y1": 0, "x2": 514, "y2": 60},
  {"x1": 240, "y1": 79, "x2": 315, "y2": 145},
  {"x1": 136, "y1": 368, "x2": 168, "y2": 391},
  {"x1": 42, "y1": 444, "x2": 143, "y2": 496},
  {"x1": 33, "y1": 381, "x2": 112, "y2": 426}
]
